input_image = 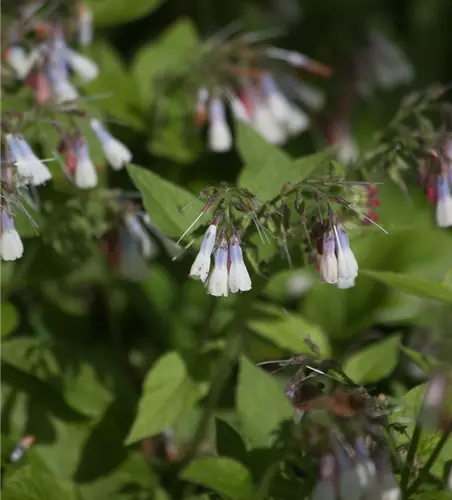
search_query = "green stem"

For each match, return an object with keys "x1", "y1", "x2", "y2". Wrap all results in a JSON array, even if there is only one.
[
  {"x1": 182, "y1": 277, "x2": 265, "y2": 464},
  {"x1": 401, "y1": 422, "x2": 422, "y2": 493},
  {"x1": 407, "y1": 424, "x2": 452, "y2": 496}
]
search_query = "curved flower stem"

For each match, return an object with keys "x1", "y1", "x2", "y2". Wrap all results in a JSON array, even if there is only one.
[
  {"x1": 407, "y1": 424, "x2": 452, "y2": 497},
  {"x1": 401, "y1": 422, "x2": 422, "y2": 494},
  {"x1": 182, "y1": 276, "x2": 265, "y2": 464}
]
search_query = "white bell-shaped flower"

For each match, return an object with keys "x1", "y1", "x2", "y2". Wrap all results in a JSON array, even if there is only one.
[
  {"x1": 74, "y1": 138, "x2": 97, "y2": 189},
  {"x1": 285, "y1": 105, "x2": 310, "y2": 135},
  {"x1": 189, "y1": 224, "x2": 217, "y2": 282},
  {"x1": 123, "y1": 212, "x2": 157, "y2": 260},
  {"x1": 206, "y1": 242, "x2": 229, "y2": 297},
  {"x1": 228, "y1": 239, "x2": 252, "y2": 293},
  {"x1": 229, "y1": 95, "x2": 251, "y2": 123},
  {"x1": 52, "y1": 79, "x2": 79, "y2": 103},
  {"x1": 338, "y1": 456, "x2": 362, "y2": 500},
  {"x1": 65, "y1": 48, "x2": 99, "y2": 82},
  {"x1": 436, "y1": 175, "x2": 452, "y2": 228},
  {"x1": 0, "y1": 210, "x2": 24, "y2": 261},
  {"x1": 90, "y1": 118, "x2": 132, "y2": 170},
  {"x1": 6, "y1": 134, "x2": 52, "y2": 186},
  {"x1": 261, "y1": 73, "x2": 293, "y2": 122},
  {"x1": 78, "y1": 3, "x2": 93, "y2": 46},
  {"x1": 354, "y1": 439, "x2": 377, "y2": 491},
  {"x1": 208, "y1": 98, "x2": 232, "y2": 152},
  {"x1": 6, "y1": 46, "x2": 30, "y2": 79},
  {"x1": 252, "y1": 99, "x2": 286, "y2": 144},
  {"x1": 319, "y1": 233, "x2": 338, "y2": 284}
]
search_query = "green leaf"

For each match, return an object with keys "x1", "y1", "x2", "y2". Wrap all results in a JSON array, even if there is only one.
[
  {"x1": 236, "y1": 357, "x2": 293, "y2": 447},
  {"x1": 127, "y1": 164, "x2": 204, "y2": 238},
  {"x1": 361, "y1": 270, "x2": 452, "y2": 304},
  {"x1": 1, "y1": 337, "x2": 114, "y2": 417},
  {"x1": 237, "y1": 122, "x2": 331, "y2": 200},
  {"x1": 1, "y1": 302, "x2": 19, "y2": 337},
  {"x1": 125, "y1": 351, "x2": 205, "y2": 444},
  {"x1": 399, "y1": 346, "x2": 439, "y2": 373},
  {"x1": 132, "y1": 19, "x2": 200, "y2": 110},
  {"x1": 343, "y1": 334, "x2": 402, "y2": 384},
  {"x1": 86, "y1": 0, "x2": 164, "y2": 26},
  {"x1": 2, "y1": 464, "x2": 76, "y2": 500},
  {"x1": 181, "y1": 457, "x2": 252, "y2": 500},
  {"x1": 247, "y1": 303, "x2": 330, "y2": 358}
]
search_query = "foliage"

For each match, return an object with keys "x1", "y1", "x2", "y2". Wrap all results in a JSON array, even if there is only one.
[{"x1": 2, "y1": 1, "x2": 452, "y2": 500}]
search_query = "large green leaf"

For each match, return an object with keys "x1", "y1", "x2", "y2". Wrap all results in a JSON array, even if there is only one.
[
  {"x1": 1, "y1": 337, "x2": 114, "y2": 418},
  {"x1": 125, "y1": 351, "x2": 206, "y2": 444},
  {"x1": 86, "y1": 0, "x2": 164, "y2": 26},
  {"x1": 237, "y1": 123, "x2": 332, "y2": 201},
  {"x1": 181, "y1": 457, "x2": 252, "y2": 500},
  {"x1": 247, "y1": 303, "x2": 331, "y2": 358},
  {"x1": 127, "y1": 164, "x2": 205, "y2": 238},
  {"x1": 342, "y1": 334, "x2": 402, "y2": 384},
  {"x1": 362, "y1": 270, "x2": 452, "y2": 304},
  {"x1": 132, "y1": 19, "x2": 200, "y2": 110},
  {"x1": 2, "y1": 464, "x2": 76, "y2": 500},
  {"x1": 236, "y1": 357, "x2": 293, "y2": 447}
]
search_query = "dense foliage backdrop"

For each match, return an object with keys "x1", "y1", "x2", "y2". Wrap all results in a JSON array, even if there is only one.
[{"x1": 2, "y1": 1, "x2": 452, "y2": 499}]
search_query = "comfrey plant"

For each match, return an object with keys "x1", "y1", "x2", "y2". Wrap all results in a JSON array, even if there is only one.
[
  {"x1": 0, "y1": 2, "x2": 134, "y2": 261},
  {"x1": 176, "y1": 174, "x2": 381, "y2": 296},
  {"x1": 155, "y1": 27, "x2": 330, "y2": 152}
]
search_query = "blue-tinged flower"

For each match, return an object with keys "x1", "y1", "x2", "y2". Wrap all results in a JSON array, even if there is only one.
[
  {"x1": 228, "y1": 236, "x2": 251, "y2": 293},
  {"x1": 190, "y1": 224, "x2": 217, "y2": 282},
  {"x1": 436, "y1": 175, "x2": 452, "y2": 227},
  {"x1": 206, "y1": 239, "x2": 229, "y2": 297},
  {"x1": 74, "y1": 138, "x2": 97, "y2": 189},
  {"x1": 0, "y1": 209, "x2": 23, "y2": 261},
  {"x1": 90, "y1": 118, "x2": 132, "y2": 170}
]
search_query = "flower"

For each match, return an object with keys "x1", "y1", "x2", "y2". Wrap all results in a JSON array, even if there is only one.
[
  {"x1": 90, "y1": 118, "x2": 132, "y2": 170},
  {"x1": 123, "y1": 212, "x2": 157, "y2": 260},
  {"x1": 229, "y1": 94, "x2": 252, "y2": 123},
  {"x1": 228, "y1": 237, "x2": 252, "y2": 293},
  {"x1": 189, "y1": 224, "x2": 217, "y2": 282},
  {"x1": 0, "y1": 210, "x2": 24, "y2": 261},
  {"x1": 5, "y1": 46, "x2": 34, "y2": 79},
  {"x1": 74, "y1": 138, "x2": 97, "y2": 189},
  {"x1": 436, "y1": 174, "x2": 452, "y2": 227},
  {"x1": 117, "y1": 225, "x2": 150, "y2": 282},
  {"x1": 318, "y1": 232, "x2": 338, "y2": 284},
  {"x1": 77, "y1": 3, "x2": 93, "y2": 46},
  {"x1": 252, "y1": 97, "x2": 286, "y2": 145},
  {"x1": 195, "y1": 87, "x2": 209, "y2": 126},
  {"x1": 353, "y1": 438, "x2": 376, "y2": 491},
  {"x1": 337, "y1": 452, "x2": 363, "y2": 500},
  {"x1": 206, "y1": 239, "x2": 229, "y2": 297},
  {"x1": 6, "y1": 134, "x2": 52, "y2": 186},
  {"x1": 261, "y1": 73, "x2": 309, "y2": 136},
  {"x1": 208, "y1": 98, "x2": 232, "y2": 152},
  {"x1": 311, "y1": 454, "x2": 336, "y2": 500},
  {"x1": 65, "y1": 48, "x2": 99, "y2": 82}
]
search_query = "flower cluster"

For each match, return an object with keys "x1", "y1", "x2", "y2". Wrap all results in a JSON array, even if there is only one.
[
  {"x1": 3, "y1": 2, "x2": 96, "y2": 104},
  {"x1": 189, "y1": 225, "x2": 251, "y2": 297},
  {"x1": 311, "y1": 446, "x2": 400, "y2": 500},
  {"x1": 162, "y1": 30, "x2": 331, "y2": 152},
  {"x1": 315, "y1": 226, "x2": 359, "y2": 289}
]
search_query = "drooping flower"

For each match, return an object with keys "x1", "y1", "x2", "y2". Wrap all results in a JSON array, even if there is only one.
[
  {"x1": 261, "y1": 73, "x2": 309, "y2": 136},
  {"x1": 206, "y1": 239, "x2": 229, "y2": 297},
  {"x1": 77, "y1": 2, "x2": 93, "y2": 47},
  {"x1": 229, "y1": 94, "x2": 252, "y2": 123},
  {"x1": 123, "y1": 212, "x2": 157, "y2": 260},
  {"x1": 252, "y1": 97, "x2": 286, "y2": 145},
  {"x1": 189, "y1": 224, "x2": 217, "y2": 282},
  {"x1": 65, "y1": 48, "x2": 99, "y2": 82},
  {"x1": 334, "y1": 227, "x2": 359, "y2": 289},
  {"x1": 311, "y1": 454, "x2": 337, "y2": 500},
  {"x1": 353, "y1": 438, "x2": 376, "y2": 491},
  {"x1": 436, "y1": 174, "x2": 452, "y2": 227},
  {"x1": 208, "y1": 98, "x2": 232, "y2": 152},
  {"x1": 0, "y1": 209, "x2": 24, "y2": 261},
  {"x1": 6, "y1": 134, "x2": 52, "y2": 186},
  {"x1": 337, "y1": 451, "x2": 363, "y2": 500},
  {"x1": 5, "y1": 46, "x2": 33, "y2": 79},
  {"x1": 90, "y1": 118, "x2": 132, "y2": 170},
  {"x1": 74, "y1": 137, "x2": 97, "y2": 189},
  {"x1": 318, "y1": 232, "x2": 338, "y2": 284},
  {"x1": 228, "y1": 236, "x2": 252, "y2": 293}
]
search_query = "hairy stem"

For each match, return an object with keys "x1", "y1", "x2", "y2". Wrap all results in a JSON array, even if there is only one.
[{"x1": 401, "y1": 422, "x2": 422, "y2": 493}]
